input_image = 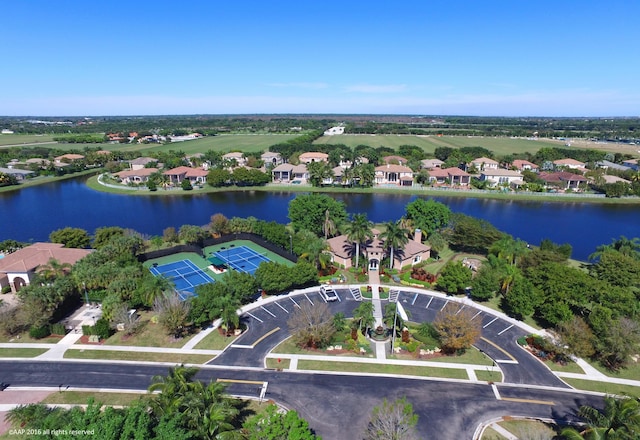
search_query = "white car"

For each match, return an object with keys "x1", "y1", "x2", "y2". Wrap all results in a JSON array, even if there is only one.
[{"x1": 319, "y1": 286, "x2": 339, "y2": 302}]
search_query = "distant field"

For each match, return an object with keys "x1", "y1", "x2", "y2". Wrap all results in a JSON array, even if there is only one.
[
  {"x1": 313, "y1": 134, "x2": 637, "y2": 157},
  {"x1": 107, "y1": 134, "x2": 298, "y2": 155},
  {"x1": 0, "y1": 134, "x2": 56, "y2": 146}
]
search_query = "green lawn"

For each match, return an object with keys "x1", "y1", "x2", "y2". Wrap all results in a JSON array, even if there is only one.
[
  {"x1": 313, "y1": 134, "x2": 562, "y2": 157},
  {"x1": 562, "y1": 378, "x2": 640, "y2": 396},
  {"x1": 266, "y1": 358, "x2": 291, "y2": 369},
  {"x1": 544, "y1": 359, "x2": 584, "y2": 374},
  {"x1": 587, "y1": 359, "x2": 640, "y2": 381},
  {"x1": 0, "y1": 347, "x2": 48, "y2": 357},
  {"x1": 98, "y1": 311, "x2": 197, "y2": 349},
  {"x1": 42, "y1": 391, "x2": 146, "y2": 406},
  {"x1": 296, "y1": 359, "x2": 469, "y2": 379},
  {"x1": 475, "y1": 369, "x2": 503, "y2": 383},
  {"x1": 64, "y1": 349, "x2": 214, "y2": 364},
  {"x1": 193, "y1": 329, "x2": 241, "y2": 350},
  {"x1": 0, "y1": 134, "x2": 57, "y2": 146}
]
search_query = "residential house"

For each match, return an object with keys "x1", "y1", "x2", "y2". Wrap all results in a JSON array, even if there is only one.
[
  {"x1": 375, "y1": 164, "x2": 414, "y2": 186},
  {"x1": 261, "y1": 152, "x2": 283, "y2": 167},
  {"x1": 222, "y1": 152, "x2": 247, "y2": 167},
  {"x1": 327, "y1": 228, "x2": 430, "y2": 271},
  {"x1": 468, "y1": 157, "x2": 499, "y2": 172},
  {"x1": 602, "y1": 175, "x2": 630, "y2": 184},
  {"x1": 54, "y1": 154, "x2": 84, "y2": 166},
  {"x1": 480, "y1": 169, "x2": 524, "y2": 187},
  {"x1": 512, "y1": 159, "x2": 539, "y2": 172},
  {"x1": 25, "y1": 158, "x2": 51, "y2": 168},
  {"x1": 553, "y1": 158, "x2": 586, "y2": 171},
  {"x1": 420, "y1": 158, "x2": 444, "y2": 170},
  {"x1": 271, "y1": 163, "x2": 309, "y2": 183},
  {"x1": 338, "y1": 156, "x2": 368, "y2": 169},
  {"x1": 298, "y1": 152, "x2": 329, "y2": 164},
  {"x1": 114, "y1": 168, "x2": 159, "y2": 185},
  {"x1": 382, "y1": 155, "x2": 409, "y2": 166},
  {"x1": 163, "y1": 166, "x2": 209, "y2": 185},
  {"x1": 129, "y1": 157, "x2": 157, "y2": 171},
  {"x1": 427, "y1": 167, "x2": 471, "y2": 186},
  {"x1": 0, "y1": 167, "x2": 34, "y2": 181},
  {"x1": 622, "y1": 159, "x2": 639, "y2": 171},
  {"x1": 539, "y1": 171, "x2": 588, "y2": 190},
  {"x1": 0, "y1": 243, "x2": 91, "y2": 293},
  {"x1": 595, "y1": 160, "x2": 632, "y2": 172}
]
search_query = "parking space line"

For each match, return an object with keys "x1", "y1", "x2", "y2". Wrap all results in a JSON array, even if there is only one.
[
  {"x1": 411, "y1": 294, "x2": 418, "y2": 305},
  {"x1": 290, "y1": 297, "x2": 301, "y2": 309},
  {"x1": 275, "y1": 302, "x2": 289, "y2": 314},
  {"x1": 304, "y1": 293, "x2": 314, "y2": 305},
  {"x1": 440, "y1": 300, "x2": 449, "y2": 311},
  {"x1": 336, "y1": 291, "x2": 342, "y2": 302},
  {"x1": 483, "y1": 317, "x2": 498, "y2": 328},
  {"x1": 497, "y1": 324, "x2": 514, "y2": 335},
  {"x1": 470, "y1": 311, "x2": 482, "y2": 320},
  {"x1": 261, "y1": 306, "x2": 276, "y2": 318},
  {"x1": 455, "y1": 305, "x2": 465, "y2": 315},
  {"x1": 246, "y1": 312, "x2": 263, "y2": 323},
  {"x1": 318, "y1": 292, "x2": 327, "y2": 303},
  {"x1": 426, "y1": 297, "x2": 434, "y2": 308}
]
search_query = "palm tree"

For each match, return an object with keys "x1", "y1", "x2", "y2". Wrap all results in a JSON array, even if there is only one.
[
  {"x1": 380, "y1": 221, "x2": 409, "y2": 269},
  {"x1": 323, "y1": 209, "x2": 337, "y2": 239},
  {"x1": 148, "y1": 365, "x2": 199, "y2": 418},
  {"x1": 36, "y1": 258, "x2": 72, "y2": 282},
  {"x1": 589, "y1": 236, "x2": 640, "y2": 262},
  {"x1": 301, "y1": 237, "x2": 330, "y2": 270},
  {"x1": 345, "y1": 213, "x2": 373, "y2": 269},
  {"x1": 561, "y1": 396, "x2": 640, "y2": 439},
  {"x1": 352, "y1": 302, "x2": 375, "y2": 333}
]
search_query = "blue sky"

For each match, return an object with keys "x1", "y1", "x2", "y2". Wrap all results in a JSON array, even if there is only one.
[{"x1": 2, "y1": 1, "x2": 639, "y2": 117}]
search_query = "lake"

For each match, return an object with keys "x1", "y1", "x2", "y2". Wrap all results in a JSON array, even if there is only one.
[{"x1": 1, "y1": 176, "x2": 639, "y2": 261}]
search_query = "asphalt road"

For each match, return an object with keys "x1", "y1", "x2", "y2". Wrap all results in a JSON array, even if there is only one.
[{"x1": 0, "y1": 360, "x2": 604, "y2": 439}]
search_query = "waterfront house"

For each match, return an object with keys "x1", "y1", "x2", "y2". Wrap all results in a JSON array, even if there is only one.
[
  {"x1": 427, "y1": 167, "x2": 471, "y2": 186},
  {"x1": 539, "y1": 171, "x2": 588, "y2": 190},
  {"x1": 271, "y1": 163, "x2": 309, "y2": 183},
  {"x1": 0, "y1": 167, "x2": 34, "y2": 181},
  {"x1": 480, "y1": 169, "x2": 524, "y2": 187},
  {"x1": 54, "y1": 154, "x2": 84, "y2": 166},
  {"x1": 374, "y1": 164, "x2": 414, "y2": 186},
  {"x1": 129, "y1": 157, "x2": 157, "y2": 170},
  {"x1": 114, "y1": 167, "x2": 159, "y2": 185},
  {"x1": 163, "y1": 166, "x2": 209, "y2": 186},
  {"x1": 222, "y1": 152, "x2": 247, "y2": 167}
]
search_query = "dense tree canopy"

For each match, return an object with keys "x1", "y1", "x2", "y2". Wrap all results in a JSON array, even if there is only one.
[{"x1": 288, "y1": 194, "x2": 348, "y2": 236}]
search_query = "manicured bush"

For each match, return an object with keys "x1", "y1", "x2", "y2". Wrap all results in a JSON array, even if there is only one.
[
  {"x1": 50, "y1": 323, "x2": 66, "y2": 336},
  {"x1": 29, "y1": 325, "x2": 51, "y2": 339},
  {"x1": 93, "y1": 318, "x2": 113, "y2": 340},
  {"x1": 82, "y1": 325, "x2": 93, "y2": 336}
]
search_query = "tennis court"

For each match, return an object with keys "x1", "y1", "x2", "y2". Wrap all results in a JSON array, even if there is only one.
[
  {"x1": 150, "y1": 259, "x2": 215, "y2": 300},
  {"x1": 211, "y1": 245, "x2": 271, "y2": 275}
]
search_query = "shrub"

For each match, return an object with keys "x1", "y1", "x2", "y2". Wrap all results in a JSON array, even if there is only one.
[
  {"x1": 29, "y1": 325, "x2": 51, "y2": 339},
  {"x1": 93, "y1": 318, "x2": 113, "y2": 340},
  {"x1": 50, "y1": 323, "x2": 66, "y2": 336},
  {"x1": 82, "y1": 325, "x2": 93, "y2": 336},
  {"x1": 406, "y1": 341, "x2": 419, "y2": 353},
  {"x1": 1, "y1": 286, "x2": 11, "y2": 294}
]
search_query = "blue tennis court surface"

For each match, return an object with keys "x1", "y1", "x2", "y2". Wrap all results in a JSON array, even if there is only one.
[
  {"x1": 149, "y1": 259, "x2": 215, "y2": 300},
  {"x1": 211, "y1": 245, "x2": 271, "y2": 275}
]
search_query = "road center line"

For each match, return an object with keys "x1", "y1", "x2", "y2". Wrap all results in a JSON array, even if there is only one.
[
  {"x1": 480, "y1": 337, "x2": 517, "y2": 362},
  {"x1": 250, "y1": 327, "x2": 281, "y2": 347}
]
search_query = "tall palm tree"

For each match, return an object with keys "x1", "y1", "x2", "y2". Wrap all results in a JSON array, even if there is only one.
[
  {"x1": 380, "y1": 221, "x2": 409, "y2": 269},
  {"x1": 148, "y1": 365, "x2": 199, "y2": 418},
  {"x1": 345, "y1": 213, "x2": 374, "y2": 269},
  {"x1": 323, "y1": 209, "x2": 337, "y2": 239},
  {"x1": 589, "y1": 236, "x2": 640, "y2": 262},
  {"x1": 352, "y1": 301, "x2": 375, "y2": 332},
  {"x1": 301, "y1": 236, "x2": 330, "y2": 270}
]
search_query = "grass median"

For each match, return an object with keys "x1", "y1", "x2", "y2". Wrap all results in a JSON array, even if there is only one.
[
  {"x1": 64, "y1": 349, "x2": 214, "y2": 364},
  {"x1": 296, "y1": 359, "x2": 469, "y2": 379},
  {"x1": 0, "y1": 348, "x2": 48, "y2": 358}
]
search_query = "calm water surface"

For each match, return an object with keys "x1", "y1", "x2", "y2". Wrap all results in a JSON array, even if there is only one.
[{"x1": 1, "y1": 176, "x2": 639, "y2": 261}]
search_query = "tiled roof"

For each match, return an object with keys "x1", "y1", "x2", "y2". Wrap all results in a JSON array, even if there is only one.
[{"x1": 0, "y1": 243, "x2": 91, "y2": 274}]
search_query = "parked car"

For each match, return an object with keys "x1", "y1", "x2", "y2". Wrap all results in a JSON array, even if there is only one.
[{"x1": 319, "y1": 285, "x2": 339, "y2": 302}]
